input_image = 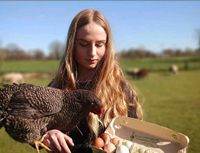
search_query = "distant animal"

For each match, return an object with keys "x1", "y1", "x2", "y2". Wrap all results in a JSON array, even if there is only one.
[
  {"x1": 1, "y1": 72, "x2": 24, "y2": 83},
  {"x1": 169, "y1": 64, "x2": 179, "y2": 74},
  {"x1": 0, "y1": 83, "x2": 103, "y2": 153},
  {"x1": 127, "y1": 68, "x2": 149, "y2": 79}
]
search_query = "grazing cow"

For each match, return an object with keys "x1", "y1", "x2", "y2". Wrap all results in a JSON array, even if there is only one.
[{"x1": 169, "y1": 64, "x2": 179, "y2": 74}]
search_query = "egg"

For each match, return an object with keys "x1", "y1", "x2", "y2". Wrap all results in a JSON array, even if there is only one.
[
  {"x1": 100, "y1": 133, "x2": 111, "y2": 144},
  {"x1": 110, "y1": 137, "x2": 120, "y2": 146},
  {"x1": 123, "y1": 141, "x2": 134, "y2": 149},
  {"x1": 116, "y1": 144, "x2": 129, "y2": 153},
  {"x1": 138, "y1": 148, "x2": 146, "y2": 153},
  {"x1": 104, "y1": 142, "x2": 116, "y2": 153},
  {"x1": 130, "y1": 143, "x2": 138, "y2": 153},
  {"x1": 93, "y1": 137, "x2": 105, "y2": 148},
  {"x1": 144, "y1": 149, "x2": 151, "y2": 153}
]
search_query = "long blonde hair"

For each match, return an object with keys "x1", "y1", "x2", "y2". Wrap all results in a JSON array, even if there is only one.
[{"x1": 50, "y1": 9, "x2": 143, "y2": 137}]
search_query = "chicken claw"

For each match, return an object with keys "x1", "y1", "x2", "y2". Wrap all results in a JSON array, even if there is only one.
[{"x1": 34, "y1": 134, "x2": 51, "y2": 153}]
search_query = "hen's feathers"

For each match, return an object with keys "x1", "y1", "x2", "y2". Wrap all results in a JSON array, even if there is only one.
[
  {"x1": 0, "y1": 83, "x2": 103, "y2": 147},
  {"x1": 8, "y1": 87, "x2": 63, "y2": 118},
  {"x1": 0, "y1": 83, "x2": 35, "y2": 127}
]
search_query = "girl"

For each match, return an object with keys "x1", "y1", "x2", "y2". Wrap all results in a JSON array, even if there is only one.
[{"x1": 45, "y1": 9, "x2": 143, "y2": 153}]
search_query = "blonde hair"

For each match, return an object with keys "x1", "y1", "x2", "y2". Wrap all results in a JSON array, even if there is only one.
[{"x1": 50, "y1": 9, "x2": 143, "y2": 137}]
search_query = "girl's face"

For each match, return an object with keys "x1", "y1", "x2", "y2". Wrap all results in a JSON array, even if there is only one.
[{"x1": 75, "y1": 22, "x2": 107, "y2": 72}]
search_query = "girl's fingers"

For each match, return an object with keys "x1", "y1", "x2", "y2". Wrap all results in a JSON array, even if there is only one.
[
  {"x1": 57, "y1": 133, "x2": 72, "y2": 153},
  {"x1": 63, "y1": 134, "x2": 74, "y2": 147},
  {"x1": 44, "y1": 129, "x2": 74, "y2": 153},
  {"x1": 49, "y1": 134, "x2": 62, "y2": 152}
]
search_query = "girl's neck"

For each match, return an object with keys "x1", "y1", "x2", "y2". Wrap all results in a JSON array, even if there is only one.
[{"x1": 77, "y1": 68, "x2": 96, "y2": 82}]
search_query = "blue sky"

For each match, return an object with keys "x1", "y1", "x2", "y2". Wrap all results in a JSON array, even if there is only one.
[{"x1": 0, "y1": 1, "x2": 200, "y2": 54}]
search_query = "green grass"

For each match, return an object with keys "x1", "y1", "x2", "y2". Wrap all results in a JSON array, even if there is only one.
[
  {"x1": 0, "y1": 60, "x2": 59, "y2": 74},
  {"x1": 0, "y1": 128, "x2": 46, "y2": 153},
  {"x1": 119, "y1": 56, "x2": 200, "y2": 71},
  {"x1": 0, "y1": 58, "x2": 200, "y2": 153},
  {"x1": 1, "y1": 56, "x2": 200, "y2": 74},
  {"x1": 129, "y1": 70, "x2": 200, "y2": 153}
]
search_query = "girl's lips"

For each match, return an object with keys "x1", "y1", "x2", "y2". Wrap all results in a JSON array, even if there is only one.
[{"x1": 88, "y1": 59, "x2": 98, "y2": 63}]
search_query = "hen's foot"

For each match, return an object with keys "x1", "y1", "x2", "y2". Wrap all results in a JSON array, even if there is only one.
[{"x1": 34, "y1": 134, "x2": 51, "y2": 153}]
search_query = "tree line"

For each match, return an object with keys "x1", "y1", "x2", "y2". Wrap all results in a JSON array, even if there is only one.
[
  {"x1": 119, "y1": 47, "x2": 200, "y2": 59},
  {"x1": 0, "y1": 40, "x2": 200, "y2": 60},
  {"x1": 0, "y1": 41, "x2": 64, "y2": 60}
]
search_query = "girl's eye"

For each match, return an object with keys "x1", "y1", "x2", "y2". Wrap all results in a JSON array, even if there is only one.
[
  {"x1": 96, "y1": 42, "x2": 105, "y2": 48},
  {"x1": 77, "y1": 40, "x2": 105, "y2": 48},
  {"x1": 79, "y1": 42, "x2": 88, "y2": 47}
]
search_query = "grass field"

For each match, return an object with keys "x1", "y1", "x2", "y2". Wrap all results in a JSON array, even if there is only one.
[{"x1": 0, "y1": 57, "x2": 200, "y2": 153}]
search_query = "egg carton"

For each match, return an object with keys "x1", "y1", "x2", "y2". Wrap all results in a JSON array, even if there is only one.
[{"x1": 92, "y1": 117, "x2": 189, "y2": 153}]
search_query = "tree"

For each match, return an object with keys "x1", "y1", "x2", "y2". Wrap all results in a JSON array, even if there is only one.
[
  {"x1": 0, "y1": 40, "x2": 2, "y2": 47},
  {"x1": 5, "y1": 43, "x2": 32, "y2": 60},
  {"x1": 33, "y1": 49, "x2": 46, "y2": 60},
  {"x1": 196, "y1": 29, "x2": 200, "y2": 52},
  {"x1": 48, "y1": 40, "x2": 64, "y2": 60},
  {"x1": 6, "y1": 43, "x2": 20, "y2": 51}
]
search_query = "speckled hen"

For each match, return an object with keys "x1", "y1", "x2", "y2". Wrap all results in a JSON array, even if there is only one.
[{"x1": 0, "y1": 83, "x2": 103, "y2": 153}]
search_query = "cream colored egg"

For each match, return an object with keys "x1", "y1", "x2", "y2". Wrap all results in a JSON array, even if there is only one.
[
  {"x1": 123, "y1": 141, "x2": 134, "y2": 150},
  {"x1": 116, "y1": 144, "x2": 129, "y2": 153},
  {"x1": 138, "y1": 148, "x2": 146, "y2": 153},
  {"x1": 130, "y1": 143, "x2": 137, "y2": 152}
]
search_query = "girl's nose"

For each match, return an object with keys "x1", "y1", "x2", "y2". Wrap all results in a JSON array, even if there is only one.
[{"x1": 88, "y1": 44, "x2": 96, "y2": 57}]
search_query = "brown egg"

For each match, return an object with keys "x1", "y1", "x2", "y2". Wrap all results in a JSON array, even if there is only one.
[
  {"x1": 100, "y1": 133, "x2": 111, "y2": 144},
  {"x1": 104, "y1": 142, "x2": 116, "y2": 153},
  {"x1": 110, "y1": 137, "x2": 120, "y2": 146},
  {"x1": 93, "y1": 137, "x2": 105, "y2": 148}
]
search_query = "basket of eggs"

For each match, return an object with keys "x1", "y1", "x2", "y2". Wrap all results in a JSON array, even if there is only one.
[{"x1": 92, "y1": 117, "x2": 189, "y2": 153}]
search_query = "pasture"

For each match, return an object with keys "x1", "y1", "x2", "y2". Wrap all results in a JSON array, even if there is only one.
[{"x1": 0, "y1": 57, "x2": 200, "y2": 153}]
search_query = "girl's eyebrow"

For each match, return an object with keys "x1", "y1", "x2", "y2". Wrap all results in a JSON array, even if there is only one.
[
  {"x1": 76, "y1": 38, "x2": 106, "y2": 43},
  {"x1": 76, "y1": 38, "x2": 87, "y2": 41},
  {"x1": 97, "y1": 40, "x2": 106, "y2": 43}
]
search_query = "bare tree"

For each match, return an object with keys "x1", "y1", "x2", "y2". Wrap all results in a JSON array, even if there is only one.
[
  {"x1": 196, "y1": 29, "x2": 200, "y2": 51},
  {"x1": 5, "y1": 43, "x2": 32, "y2": 60},
  {"x1": 6, "y1": 43, "x2": 20, "y2": 51},
  {"x1": 0, "y1": 40, "x2": 2, "y2": 47},
  {"x1": 48, "y1": 40, "x2": 64, "y2": 60},
  {"x1": 32, "y1": 49, "x2": 46, "y2": 60}
]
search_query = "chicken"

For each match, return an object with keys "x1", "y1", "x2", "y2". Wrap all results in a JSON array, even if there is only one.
[{"x1": 0, "y1": 83, "x2": 103, "y2": 153}]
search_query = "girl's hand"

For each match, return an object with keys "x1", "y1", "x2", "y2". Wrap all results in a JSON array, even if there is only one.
[{"x1": 43, "y1": 129, "x2": 74, "y2": 153}]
